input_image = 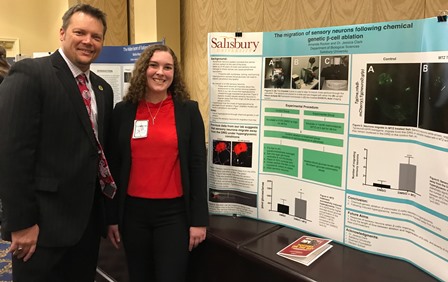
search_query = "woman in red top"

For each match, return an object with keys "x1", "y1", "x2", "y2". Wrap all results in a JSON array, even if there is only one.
[{"x1": 107, "y1": 44, "x2": 208, "y2": 282}]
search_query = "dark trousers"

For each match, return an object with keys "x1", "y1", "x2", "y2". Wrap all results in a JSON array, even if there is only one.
[
  {"x1": 11, "y1": 205, "x2": 101, "y2": 282},
  {"x1": 122, "y1": 196, "x2": 189, "y2": 282}
]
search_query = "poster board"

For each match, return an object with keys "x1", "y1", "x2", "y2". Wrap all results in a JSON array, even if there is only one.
[{"x1": 207, "y1": 17, "x2": 448, "y2": 281}]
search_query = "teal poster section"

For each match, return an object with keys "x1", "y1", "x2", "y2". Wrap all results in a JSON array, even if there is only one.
[
  {"x1": 263, "y1": 19, "x2": 427, "y2": 56},
  {"x1": 207, "y1": 17, "x2": 448, "y2": 281}
]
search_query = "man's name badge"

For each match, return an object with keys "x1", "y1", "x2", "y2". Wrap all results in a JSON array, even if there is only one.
[{"x1": 132, "y1": 120, "x2": 149, "y2": 139}]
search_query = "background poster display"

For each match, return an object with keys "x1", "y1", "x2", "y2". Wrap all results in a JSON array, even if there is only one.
[
  {"x1": 208, "y1": 18, "x2": 448, "y2": 281},
  {"x1": 92, "y1": 41, "x2": 163, "y2": 103}
]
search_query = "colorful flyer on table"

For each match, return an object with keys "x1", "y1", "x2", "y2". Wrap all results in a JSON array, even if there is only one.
[{"x1": 277, "y1": 235, "x2": 332, "y2": 257}]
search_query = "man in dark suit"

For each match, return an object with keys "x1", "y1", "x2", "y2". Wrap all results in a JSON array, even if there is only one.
[{"x1": 0, "y1": 4, "x2": 114, "y2": 281}]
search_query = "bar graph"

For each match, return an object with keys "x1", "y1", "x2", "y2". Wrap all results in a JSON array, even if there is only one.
[
  {"x1": 277, "y1": 201, "x2": 289, "y2": 214},
  {"x1": 363, "y1": 149, "x2": 418, "y2": 195},
  {"x1": 399, "y1": 162, "x2": 416, "y2": 193},
  {"x1": 266, "y1": 180, "x2": 309, "y2": 220},
  {"x1": 295, "y1": 197, "x2": 307, "y2": 219}
]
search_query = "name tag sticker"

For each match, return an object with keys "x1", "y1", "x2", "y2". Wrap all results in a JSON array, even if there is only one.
[{"x1": 132, "y1": 120, "x2": 149, "y2": 139}]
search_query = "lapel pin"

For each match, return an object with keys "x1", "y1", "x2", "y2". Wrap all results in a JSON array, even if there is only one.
[{"x1": 98, "y1": 85, "x2": 104, "y2": 91}]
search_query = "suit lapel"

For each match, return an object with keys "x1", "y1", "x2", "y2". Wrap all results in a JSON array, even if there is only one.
[
  {"x1": 50, "y1": 51, "x2": 97, "y2": 148},
  {"x1": 124, "y1": 102, "x2": 138, "y2": 140},
  {"x1": 173, "y1": 99, "x2": 188, "y2": 146},
  {"x1": 121, "y1": 102, "x2": 138, "y2": 164}
]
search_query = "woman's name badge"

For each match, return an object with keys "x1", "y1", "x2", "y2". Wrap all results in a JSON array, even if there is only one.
[{"x1": 133, "y1": 120, "x2": 149, "y2": 139}]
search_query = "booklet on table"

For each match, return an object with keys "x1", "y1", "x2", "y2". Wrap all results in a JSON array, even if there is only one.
[{"x1": 277, "y1": 235, "x2": 333, "y2": 266}]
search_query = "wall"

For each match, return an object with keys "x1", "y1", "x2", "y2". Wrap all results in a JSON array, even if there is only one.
[
  {"x1": 70, "y1": 0, "x2": 128, "y2": 46},
  {"x1": 0, "y1": 0, "x2": 179, "y2": 61},
  {"x1": 155, "y1": 0, "x2": 181, "y2": 58},
  {"x1": 133, "y1": 0, "x2": 157, "y2": 44},
  {"x1": 0, "y1": 0, "x2": 68, "y2": 56},
  {"x1": 132, "y1": 0, "x2": 181, "y2": 58},
  {"x1": 0, "y1": 0, "x2": 128, "y2": 57},
  {"x1": 180, "y1": 0, "x2": 448, "y2": 137}
]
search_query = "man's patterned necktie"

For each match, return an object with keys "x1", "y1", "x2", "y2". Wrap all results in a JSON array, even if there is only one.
[{"x1": 77, "y1": 74, "x2": 116, "y2": 199}]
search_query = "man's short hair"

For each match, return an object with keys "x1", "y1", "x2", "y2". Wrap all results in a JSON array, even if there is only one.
[{"x1": 61, "y1": 4, "x2": 107, "y2": 36}]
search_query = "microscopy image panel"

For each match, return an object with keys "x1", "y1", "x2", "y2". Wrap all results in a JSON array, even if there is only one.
[
  {"x1": 264, "y1": 57, "x2": 292, "y2": 89},
  {"x1": 320, "y1": 55, "x2": 349, "y2": 91},
  {"x1": 364, "y1": 63, "x2": 420, "y2": 126},
  {"x1": 291, "y1": 56, "x2": 320, "y2": 90},
  {"x1": 231, "y1": 142, "x2": 253, "y2": 168},
  {"x1": 212, "y1": 140, "x2": 231, "y2": 166},
  {"x1": 419, "y1": 63, "x2": 448, "y2": 134}
]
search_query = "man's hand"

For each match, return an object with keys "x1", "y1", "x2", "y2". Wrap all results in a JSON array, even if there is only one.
[{"x1": 10, "y1": 224, "x2": 39, "y2": 262}]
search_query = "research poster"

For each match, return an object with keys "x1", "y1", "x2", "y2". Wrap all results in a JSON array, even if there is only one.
[
  {"x1": 208, "y1": 18, "x2": 448, "y2": 281},
  {"x1": 91, "y1": 41, "x2": 163, "y2": 103}
]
